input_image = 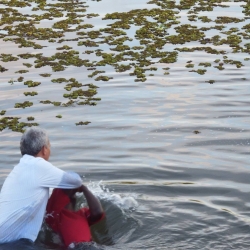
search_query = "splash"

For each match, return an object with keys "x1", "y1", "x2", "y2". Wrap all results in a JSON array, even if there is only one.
[{"x1": 78, "y1": 181, "x2": 139, "y2": 211}]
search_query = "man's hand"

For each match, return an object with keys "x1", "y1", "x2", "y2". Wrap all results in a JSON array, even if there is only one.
[
  {"x1": 62, "y1": 188, "x2": 78, "y2": 198},
  {"x1": 63, "y1": 185, "x2": 103, "y2": 222},
  {"x1": 78, "y1": 185, "x2": 104, "y2": 222}
]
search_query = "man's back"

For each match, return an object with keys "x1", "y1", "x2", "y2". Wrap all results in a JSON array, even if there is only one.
[
  {"x1": 0, "y1": 154, "x2": 82, "y2": 243},
  {"x1": 0, "y1": 155, "x2": 52, "y2": 242}
]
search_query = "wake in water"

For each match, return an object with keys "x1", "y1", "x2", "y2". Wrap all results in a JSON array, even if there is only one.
[{"x1": 85, "y1": 181, "x2": 139, "y2": 211}]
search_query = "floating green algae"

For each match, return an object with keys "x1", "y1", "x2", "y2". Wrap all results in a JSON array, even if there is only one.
[
  {"x1": 40, "y1": 100, "x2": 61, "y2": 106},
  {"x1": 14, "y1": 101, "x2": 33, "y2": 109},
  {"x1": 0, "y1": 65, "x2": 8, "y2": 72},
  {"x1": 95, "y1": 75, "x2": 113, "y2": 81},
  {"x1": 56, "y1": 45, "x2": 73, "y2": 50},
  {"x1": 17, "y1": 76, "x2": 24, "y2": 82},
  {"x1": 51, "y1": 78, "x2": 69, "y2": 83},
  {"x1": 199, "y1": 62, "x2": 211, "y2": 67},
  {"x1": 215, "y1": 16, "x2": 244, "y2": 24},
  {"x1": 206, "y1": 80, "x2": 215, "y2": 84},
  {"x1": 39, "y1": 73, "x2": 51, "y2": 77},
  {"x1": 27, "y1": 116, "x2": 35, "y2": 121},
  {"x1": 189, "y1": 69, "x2": 207, "y2": 75},
  {"x1": 23, "y1": 63, "x2": 33, "y2": 68},
  {"x1": 63, "y1": 88, "x2": 97, "y2": 99},
  {"x1": 193, "y1": 130, "x2": 201, "y2": 134},
  {"x1": 24, "y1": 80, "x2": 41, "y2": 87},
  {"x1": 23, "y1": 91, "x2": 38, "y2": 96},
  {"x1": 15, "y1": 70, "x2": 29, "y2": 74},
  {"x1": 214, "y1": 64, "x2": 225, "y2": 70},
  {"x1": 0, "y1": 117, "x2": 38, "y2": 133},
  {"x1": 38, "y1": 78, "x2": 100, "y2": 107},
  {"x1": 0, "y1": 54, "x2": 19, "y2": 62},
  {"x1": 88, "y1": 70, "x2": 105, "y2": 78},
  {"x1": 0, "y1": 0, "x2": 249, "y2": 132},
  {"x1": 76, "y1": 121, "x2": 91, "y2": 126}
]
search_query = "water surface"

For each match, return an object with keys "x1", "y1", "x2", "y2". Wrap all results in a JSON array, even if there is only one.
[{"x1": 1, "y1": 0, "x2": 250, "y2": 249}]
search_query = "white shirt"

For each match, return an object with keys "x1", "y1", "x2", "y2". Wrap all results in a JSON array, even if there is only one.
[{"x1": 0, "y1": 154, "x2": 82, "y2": 243}]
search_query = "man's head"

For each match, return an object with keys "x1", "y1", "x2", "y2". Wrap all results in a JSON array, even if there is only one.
[{"x1": 20, "y1": 127, "x2": 51, "y2": 160}]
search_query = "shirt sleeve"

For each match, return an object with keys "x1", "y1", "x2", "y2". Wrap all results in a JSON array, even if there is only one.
[{"x1": 36, "y1": 158, "x2": 82, "y2": 189}]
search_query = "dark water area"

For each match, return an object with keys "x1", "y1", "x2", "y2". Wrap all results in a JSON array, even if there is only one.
[{"x1": 1, "y1": 0, "x2": 250, "y2": 249}]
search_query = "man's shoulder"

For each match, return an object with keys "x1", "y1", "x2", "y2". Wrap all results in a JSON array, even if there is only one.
[{"x1": 20, "y1": 154, "x2": 53, "y2": 169}]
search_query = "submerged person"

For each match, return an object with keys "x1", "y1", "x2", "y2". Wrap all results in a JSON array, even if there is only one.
[
  {"x1": 0, "y1": 127, "x2": 87, "y2": 246},
  {"x1": 46, "y1": 186, "x2": 104, "y2": 248}
]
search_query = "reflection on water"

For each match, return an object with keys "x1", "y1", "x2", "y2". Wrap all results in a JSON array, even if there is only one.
[{"x1": 1, "y1": 0, "x2": 250, "y2": 249}]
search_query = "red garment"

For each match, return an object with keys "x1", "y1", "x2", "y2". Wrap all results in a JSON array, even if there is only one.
[{"x1": 46, "y1": 189, "x2": 103, "y2": 247}]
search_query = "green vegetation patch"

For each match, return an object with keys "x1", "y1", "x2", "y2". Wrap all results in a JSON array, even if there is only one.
[
  {"x1": 0, "y1": 0, "x2": 249, "y2": 131},
  {"x1": 76, "y1": 121, "x2": 91, "y2": 126},
  {"x1": 215, "y1": 16, "x2": 244, "y2": 24},
  {"x1": 23, "y1": 91, "x2": 38, "y2": 96},
  {"x1": 0, "y1": 110, "x2": 6, "y2": 116},
  {"x1": 189, "y1": 69, "x2": 207, "y2": 75},
  {"x1": 14, "y1": 101, "x2": 33, "y2": 109},
  {"x1": 39, "y1": 73, "x2": 51, "y2": 77},
  {"x1": 0, "y1": 54, "x2": 19, "y2": 62},
  {"x1": 15, "y1": 70, "x2": 29, "y2": 74},
  {"x1": 18, "y1": 76, "x2": 24, "y2": 82},
  {"x1": 24, "y1": 80, "x2": 41, "y2": 87},
  {"x1": 0, "y1": 65, "x2": 8, "y2": 72},
  {"x1": 206, "y1": 80, "x2": 215, "y2": 84},
  {"x1": 199, "y1": 62, "x2": 211, "y2": 67},
  {"x1": 0, "y1": 117, "x2": 38, "y2": 133},
  {"x1": 23, "y1": 63, "x2": 33, "y2": 68},
  {"x1": 40, "y1": 100, "x2": 61, "y2": 106},
  {"x1": 95, "y1": 75, "x2": 113, "y2": 81}
]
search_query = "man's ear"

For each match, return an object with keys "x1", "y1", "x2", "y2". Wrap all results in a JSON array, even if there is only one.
[{"x1": 41, "y1": 146, "x2": 46, "y2": 156}]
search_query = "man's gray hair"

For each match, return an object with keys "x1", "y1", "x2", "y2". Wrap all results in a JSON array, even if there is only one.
[{"x1": 20, "y1": 127, "x2": 50, "y2": 156}]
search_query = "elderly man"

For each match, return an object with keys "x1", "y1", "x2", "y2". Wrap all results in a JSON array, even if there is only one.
[{"x1": 0, "y1": 127, "x2": 103, "y2": 247}]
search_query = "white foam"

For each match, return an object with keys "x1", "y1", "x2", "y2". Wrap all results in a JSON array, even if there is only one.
[{"x1": 85, "y1": 181, "x2": 139, "y2": 211}]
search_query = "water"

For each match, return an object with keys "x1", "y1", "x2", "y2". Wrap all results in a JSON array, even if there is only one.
[{"x1": 1, "y1": 0, "x2": 250, "y2": 249}]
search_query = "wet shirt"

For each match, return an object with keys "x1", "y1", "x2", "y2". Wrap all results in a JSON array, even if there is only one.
[
  {"x1": 0, "y1": 154, "x2": 82, "y2": 243},
  {"x1": 46, "y1": 189, "x2": 105, "y2": 247}
]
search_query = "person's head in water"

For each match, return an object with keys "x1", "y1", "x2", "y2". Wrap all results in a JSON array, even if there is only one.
[{"x1": 20, "y1": 127, "x2": 51, "y2": 161}]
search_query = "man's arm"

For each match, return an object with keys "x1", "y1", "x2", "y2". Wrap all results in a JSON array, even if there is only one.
[
  {"x1": 79, "y1": 185, "x2": 104, "y2": 222},
  {"x1": 37, "y1": 159, "x2": 82, "y2": 189}
]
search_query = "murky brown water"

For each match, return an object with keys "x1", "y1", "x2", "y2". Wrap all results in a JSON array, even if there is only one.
[{"x1": 1, "y1": 0, "x2": 250, "y2": 249}]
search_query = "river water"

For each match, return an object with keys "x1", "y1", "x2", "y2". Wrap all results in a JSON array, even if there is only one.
[{"x1": 0, "y1": 0, "x2": 250, "y2": 249}]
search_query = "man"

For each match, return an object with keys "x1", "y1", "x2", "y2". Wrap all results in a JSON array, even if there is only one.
[
  {"x1": 45, "y1": 187, "x2": 104, "y2": 248},
  {"x1": 0, "y1": 127, "x2": 103, "y2": 246}
]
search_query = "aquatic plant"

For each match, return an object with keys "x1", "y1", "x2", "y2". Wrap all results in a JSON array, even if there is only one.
[
  {"x1": 15, "y1": 70, "x2": 29, "y2": 74},
  {"x1": 24, "y1": 80, "x2": 41, "y2": 87},
  {"x1": 0, "y1": 116, "x2": 38, "y2": 133},
  {"x1": 39, "y1": 73, "x2": 51, "y2": 77},
  {"x1": 14, "y1": 101, "x2": 33, "y2": 109},
  {"x1": 206, "y1": 80, "x2": 215, "y2": 84},
  {"x1": 0, "y1": 54, "x2": 19, "y2": 62},
  {"x1": 0, "y1": 0, "x2": 249, "y2": 132},
  {"x1": 23, "y1": 91, "x2": 38, "y2": 96},
  {"x1": 76, "y1": 121, "x2": 91, "y2": 126},
  {"x1": 0, "y1": 65, "x2": 8, "y2": 72},
  {"x1": 23, "y1": 63, "x2": 33, "y2": 68},
  {"x1": 193, "y1": 130, "x2": 201, "y2": 134}
]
